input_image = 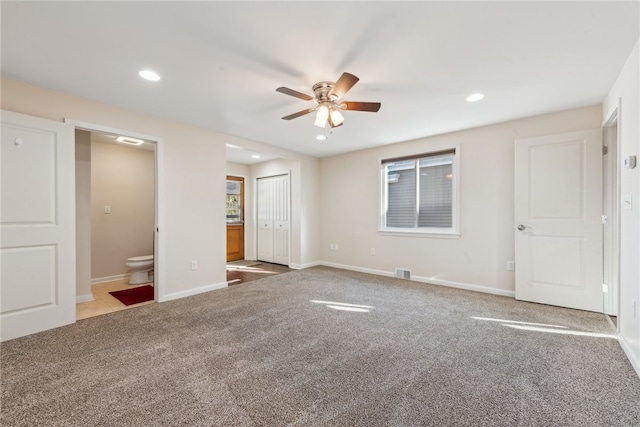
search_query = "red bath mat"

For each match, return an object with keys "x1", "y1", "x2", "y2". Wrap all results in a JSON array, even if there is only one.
[{"x1": 109, "y1": 285, "x2": 154, "y2": 306}]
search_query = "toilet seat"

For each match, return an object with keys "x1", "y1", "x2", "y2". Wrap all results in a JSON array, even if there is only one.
[{"x1": 127, "y1": 255, "x2": 153, "y2": 263}]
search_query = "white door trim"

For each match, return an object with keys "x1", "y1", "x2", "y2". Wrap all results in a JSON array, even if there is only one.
[
  {"x1": 64, "y1": 119, "x2": 166, "y2": 302},
  {"x1": 602, "y1": 101, "x2": 621, "y2": 319}
]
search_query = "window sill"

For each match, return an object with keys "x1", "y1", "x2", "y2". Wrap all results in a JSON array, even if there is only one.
[{"x1": 378, "y1": 229, "x2": 461, "y2": 239}]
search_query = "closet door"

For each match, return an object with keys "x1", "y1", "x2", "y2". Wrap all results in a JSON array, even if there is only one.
[
  {"x1": 256, "y1": 174, "x2": 290, "y2": 265},
  {"x1": 257, "y1": 177, "x2": 274, "y2": 262},
  {"x1": 273, "y1": 174, "x2": 290, "y2": 265}
]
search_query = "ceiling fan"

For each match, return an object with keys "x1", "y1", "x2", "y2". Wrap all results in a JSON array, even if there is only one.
[{"x1": 276, "y1": 72, "x2": 381, "y2": 128}]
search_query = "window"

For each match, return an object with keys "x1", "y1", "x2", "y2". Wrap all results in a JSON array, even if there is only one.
[
  {"x1": 226, "y1": 178, "x2": 243, "y2": 223},
  {"x1": 380, "y1": 148, "x2": 459, "y2": 236}
]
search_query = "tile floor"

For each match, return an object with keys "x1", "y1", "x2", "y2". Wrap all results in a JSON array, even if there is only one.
[{"x1": 76, "y1": 279, "x2": 154, "y2": 320}]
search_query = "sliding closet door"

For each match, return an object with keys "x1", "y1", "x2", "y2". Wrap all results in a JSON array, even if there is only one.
[
  {"x1": 257, "y1": 177, "x2": 274, "y2": 262},
  {"x1": 257, "y1": 174, "x2": 290, "y2": 265},
  {"x1": 272, "y1": 174, "x2": 290, "y2": 265}
]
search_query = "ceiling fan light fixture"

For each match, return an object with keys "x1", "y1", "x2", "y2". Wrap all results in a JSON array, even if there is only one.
[
  {"x1": 314, "y1": 105, "x2": 329, "y2": 128},
  {"x1": 330, "y1": 108, "x2": 344, "y2": 126}
]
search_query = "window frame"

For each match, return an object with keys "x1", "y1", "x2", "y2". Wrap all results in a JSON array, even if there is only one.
[{"x1": 378, "y1": 144, "x2": 460, "y2": 238}]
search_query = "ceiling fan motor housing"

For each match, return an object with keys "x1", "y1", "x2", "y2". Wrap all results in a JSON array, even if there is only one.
[{"x1": 313, "y1": 81, "x2": 337, "y2": 102}]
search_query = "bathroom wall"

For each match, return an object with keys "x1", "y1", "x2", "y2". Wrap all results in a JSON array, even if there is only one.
[
  {"x1": 91, "y1": 137, "x2": 155, "y2": 281},
  {"x1": 75, "y1": 130, "x2": 92, "y2": 300}
]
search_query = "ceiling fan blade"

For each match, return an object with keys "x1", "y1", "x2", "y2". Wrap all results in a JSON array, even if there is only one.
[
  {"x1": 276, "y1": 87, "x2": 314, "y2": 101},
  {"x1": 282, "y1": 108, "x2": 315, "y2": 120},
  {"x1": 341, "y1": 101, "x2": 381, "y2": 112},
  {"x1": 328, "y1": 72, "x2": 359, "y2": 99}
]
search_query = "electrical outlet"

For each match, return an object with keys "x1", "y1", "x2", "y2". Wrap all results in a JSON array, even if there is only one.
[
  {"x1": 370, "y1": 248, "x2": 376, "y2": 256},
  {"x1": 507, "y1": 261, "x2": 515, "y2": 271},
  {"x1": 191, "y1": 260, "x2": 198, "y2": 270},
  {"x1": 104, "y1": 205, "x2": 111, "y2": 214}
]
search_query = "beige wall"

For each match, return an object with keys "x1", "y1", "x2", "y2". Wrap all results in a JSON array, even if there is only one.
[
  {"x1": 75, "y1": 130, "x2": 92, "y2": 300},
  {"x1": 1, "y1": 77, "x2": 318, "y2": 301},
  {"x1": 603, "y1": 39, "x2": 640, "y2": 375},
  {"x1": 1, "y1": 78, "x2": 227, "y2": 300},
  {"x1": 91, "y1": 139, "x2": 155, "y2": 280},
  {"x1": 320, "y1": 105, "x2": 602, "y2": 295}
]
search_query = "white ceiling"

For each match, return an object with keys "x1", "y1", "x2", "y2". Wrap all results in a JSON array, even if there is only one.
[{"x1": 1, "y1": 2, "x2": 638, "y2": 163}]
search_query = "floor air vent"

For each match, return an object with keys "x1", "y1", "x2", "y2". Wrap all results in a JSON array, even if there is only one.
[{"x1": 395, "y1": 268, "x2": 411, "y2": 280}]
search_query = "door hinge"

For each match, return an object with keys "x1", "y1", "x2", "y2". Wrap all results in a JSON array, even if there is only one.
[
  {"x1": 602, "y1": 284, "x2": 608, "y2": 293},
  {"x1": 603, "y1": 146, "x2": 609, "y2": 155},
  {"x1": 602, "y1": 215, "x2": 608, "y2": 224}
]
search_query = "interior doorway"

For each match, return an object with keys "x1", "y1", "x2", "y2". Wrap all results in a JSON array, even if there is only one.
[
  {"x1": 226, "y1": 176, "x2": 245, "y2": 262},
  {"x1": 68, "y1": 120, "x2": 162, "y2": 319}
]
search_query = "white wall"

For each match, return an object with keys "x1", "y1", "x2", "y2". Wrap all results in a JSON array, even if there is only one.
[
  {"x1": 603, "y1": 39, "x2": 640, "y2": 376},
  {"x1": 320, "y1": 105, "x2": 602, "y2": 295},
  {"x1": 75, "y1": 130, "x2": 92, "y2": 301}
]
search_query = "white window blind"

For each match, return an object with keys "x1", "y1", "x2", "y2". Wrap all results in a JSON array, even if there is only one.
[{"x1": 382, "y1": 149, "x2": 456, "y2": 232}]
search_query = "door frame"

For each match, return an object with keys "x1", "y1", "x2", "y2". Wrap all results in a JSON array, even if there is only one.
[
  {"x1": 602, "y1": 102, "x2": 621, "y2": 320},
  {"x1": 65, "y1": 119, "x2": 165, "y2": 303}
]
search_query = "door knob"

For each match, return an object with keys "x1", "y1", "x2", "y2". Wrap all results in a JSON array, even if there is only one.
[{"x1": 517, "y1": 224, "x2": 530, "y2": 231}]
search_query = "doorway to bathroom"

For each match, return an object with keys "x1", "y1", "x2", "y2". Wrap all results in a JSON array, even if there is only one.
[{"x1": 71, "y1": 122, "x2": 160, "y2": 320}]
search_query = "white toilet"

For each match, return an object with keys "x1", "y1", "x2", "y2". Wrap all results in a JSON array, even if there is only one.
[{"x1": 126, "y1": 255, "x2": 154, "y2": 285}]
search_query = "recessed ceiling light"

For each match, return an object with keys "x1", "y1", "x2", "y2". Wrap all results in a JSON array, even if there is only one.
[
  {"x1": 316, "y1": 135, "x2": 327, "y2": 141},
  {"x1": 116, "y1": 136, "x2": 145, "y2": 146},
  {"x1": 251, "y1": 154, "x2": 261, "y2": 159},
  {"x1": 466, "y1": 93, "x2": 485, "y2": 102},
  {"x1": 138, "y1": 70, "x2": 161, "y2": 82},
  {"x1": 225, "y1": 143, "x2": 242, "y2": 149}
]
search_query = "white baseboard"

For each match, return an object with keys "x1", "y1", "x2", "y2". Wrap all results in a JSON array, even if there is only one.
[
  {"x1": 321, "y1": 261, "x2": 393, "y2": 278},
  {"x1": 159, "y1": 281, "x2": 228, "y2": 303},
  {"x1": 76, "y1": 294, "x2": 94, "y2": 303},
  {"x1": 412, "y1": 275, "x2": 516, "y2": 298},
  {"x1": 289, "y1": 261, "x2": 322, "y2": 270},
  {"x1": 320, "y1": 261, "x2": 515, "y2": 298},
  {"x1": 91, "y1": 274, "x2": 130, "y2": 285},
  {"x1": 618, "y1": 334, "x2": 640, "y2": 379}
]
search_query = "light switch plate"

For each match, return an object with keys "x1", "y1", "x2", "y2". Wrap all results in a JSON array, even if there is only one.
[{"x1": 624, "y1": 155, "x2": 637, "y2": 169}]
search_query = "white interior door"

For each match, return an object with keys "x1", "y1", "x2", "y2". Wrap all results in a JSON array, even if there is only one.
[
  {"x1": 1, "y1": 110, "x2": 76, "y2": 341},
  {"x1": 256, "y1": 174, "x2": 290, "y2": 265},
  {"x1": 257, "y1": 177, "x2": 274, "y2": 262},
  {"x1": 273, "y1": 174, "x2": 290, "y2": 265},
  {"x1": 515, "y1": 129, "x2": 603, "y2": 312}
]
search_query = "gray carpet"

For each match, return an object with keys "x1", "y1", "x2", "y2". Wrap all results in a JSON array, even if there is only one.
[{"x1": 2, "y1": 266, "x2": 639, "y2": 426}]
